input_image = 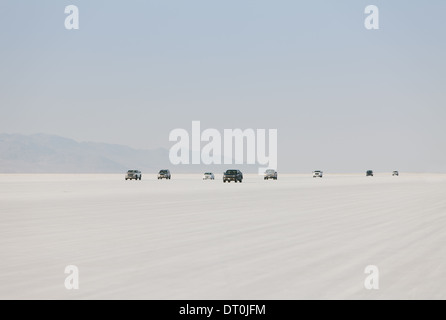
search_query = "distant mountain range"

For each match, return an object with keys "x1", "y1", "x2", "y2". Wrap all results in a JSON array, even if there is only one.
[
  {"x1": 0, "y1": 134, "x2": 171, "y2": 173},
  {"x1": 0, "y1": 133, "x2": 260, "y2": 174}
]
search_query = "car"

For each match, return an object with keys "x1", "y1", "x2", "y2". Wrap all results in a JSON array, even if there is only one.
[
  {"x1": 126, "y1": 170, "x2": 142, "y2": 181},
  {"x1": 392, "y1": 171, "x2": 399, "y2": 176},
  {"x1": 203, "y1": 172, "x2": 215, "y2": 180},
  {"x1": 313, "y1": 170, "x2": 323, "y2": 178},
  {"x1": 264, "y1": 169, "x2": 277, "y2": 180},
  {"x1": 223, "y1": 169, "x2": 243, "y2": 183},
  {"x1": 158, "y1": 169, "x2": 171, "y2": 180},
  {"x1": 366, "y1": 170, "x2": 374, "y2": 177}
]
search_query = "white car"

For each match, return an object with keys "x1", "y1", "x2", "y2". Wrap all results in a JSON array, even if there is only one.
[
  {"x1": 203, "y1": 172, "x2": 215, "y2": 180},
  {"x1": 126, "y1": 170, "x2": 142, "y2": 180},
  {"x1": 313, "y1": 170, "x2": 323, "y2": 178},
  {"x1": 264, "y1": 169, "x2": 278, "y2": 180}
]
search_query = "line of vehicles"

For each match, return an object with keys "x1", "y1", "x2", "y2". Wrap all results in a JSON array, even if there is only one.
[{"x1": 126, "y1": 169, "x2": 400, "y2": 182}]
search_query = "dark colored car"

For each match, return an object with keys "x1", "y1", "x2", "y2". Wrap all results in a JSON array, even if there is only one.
[
  {"x1": 158, "y1": 169, "x2": 171, "y2": 180},
  {"x1": 223, "y1": 169, "x2": 243, "y2": 183},
  {"x1": 366, "y1": 170, "x2": 374, "y2": 177}
]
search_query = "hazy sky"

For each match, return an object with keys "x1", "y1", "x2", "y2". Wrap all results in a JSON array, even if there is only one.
[{"x1": 1, "y1": 1, "x2": 445, "y2": 172}]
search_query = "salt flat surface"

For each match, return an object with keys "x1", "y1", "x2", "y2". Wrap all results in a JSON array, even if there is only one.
[{"x1": 1, "y1": 173, "x2": 446, "y2": 299}]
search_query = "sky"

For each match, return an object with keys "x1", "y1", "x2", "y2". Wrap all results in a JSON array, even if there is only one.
[{"x1": 1, "y1": 1, "x2": 445, "y2": 173}]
